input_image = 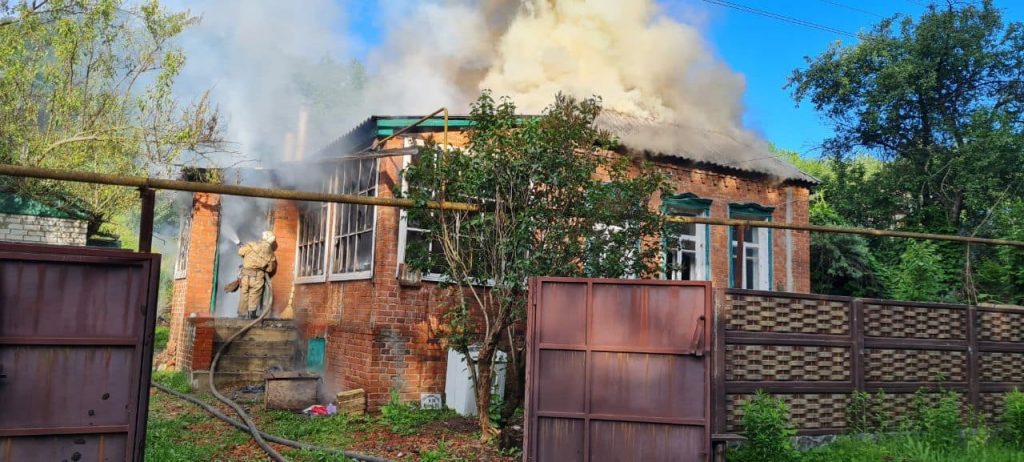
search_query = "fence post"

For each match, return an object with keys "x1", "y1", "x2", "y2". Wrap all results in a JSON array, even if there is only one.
[
  {"x1": 712, "y1": 289, "x2": 727, "y2": 434},
  {"x1": 967, "y1": 305, "x2": 980, "y2": 409},
  {"x1": 851, "y1": 299, "x2": 865, "y2": 393}
]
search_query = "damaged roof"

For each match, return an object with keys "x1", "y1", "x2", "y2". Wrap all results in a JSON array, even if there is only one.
[{"x1": 315, "y1": 113, "x2": 818, "y2": 185}]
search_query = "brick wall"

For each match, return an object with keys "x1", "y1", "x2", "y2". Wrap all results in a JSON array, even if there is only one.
[
  {"x1": 0, "y1": 213, "x2": 87, "y2": 246},
  {"x1": 166, "y1": 192, "x2": 221, "y2": 370},
  {"x1": 651, "y1": 161, "x2": 811, "y2": 293},
  {"x1": 286, "y1": 133, "x2": 814, "y2": 409}
]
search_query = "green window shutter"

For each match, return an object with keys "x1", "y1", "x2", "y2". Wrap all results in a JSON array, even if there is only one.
[
  {"x1": 728, "y1": 202, "x2": 774, "y2": 219},
  {"x1": 662, "y1": 192, "x2": 712, "y2": 215}
]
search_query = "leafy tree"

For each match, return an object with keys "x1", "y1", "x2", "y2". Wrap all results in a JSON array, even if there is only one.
[
  {"x1": 403, "y1": 92, "x2": 667, "y2": 443},
  {"x1": 0, "y1": 0, "x2": 224, "y2": 237},
  {"x1": 789, "y1": 1, "x2": 1024, "y2": 301},
  {"x1": 887, "y1": 240, "x2": 954, "y2": 302},
  {"x1": 809, "y1": 199, "x2": 886, "y2": 297}
]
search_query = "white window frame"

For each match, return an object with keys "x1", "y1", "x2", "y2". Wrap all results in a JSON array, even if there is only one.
[
  {"x1": 328, "y1": 158, "x2": 379, "y2": 281},
  {"x1": 173, "y1": 200, "x2": 193, "y2": 279},
  {"x1": 589, "y1": 223, "x2": 639, "y2": 279},
  {"x1": 293, "y1": 180, "x2": 331, "y2": 284},
  {"x1": 665, "y1": 212, "x2": 709, "y2": 282},
  {"x1": 731, "y1": 221, "x2": 771, "y2": 290},
  {"x1": 396, "y1": 151, "x2": 448, "y2": 282}
]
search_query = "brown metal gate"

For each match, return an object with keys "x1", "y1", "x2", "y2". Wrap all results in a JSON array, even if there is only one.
[
  {"x1": 524, "y1": 278, "x2": 712, "y2": 462},
  {"x1": 0, "y1": 243, "x2": 160, "y2": 461}
]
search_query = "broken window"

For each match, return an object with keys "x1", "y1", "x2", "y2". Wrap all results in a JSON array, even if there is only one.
[
  {"x1": 397, "y1": 146, "x2": 448, "y2": 280},
  {"x1": 296, "y1": 177, "x2": 330, "y2": 281},
  {"x1": 173, "y1": 196, "x2": 193, "y2": 279},
  {"x1": 329, "y1": 157, "x2": 378, "y2": 279}
]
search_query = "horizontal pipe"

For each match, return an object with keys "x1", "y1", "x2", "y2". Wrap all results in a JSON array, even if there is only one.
[
  {"x1": 0, "y1": 164, "x2": 482, "y2": 212},
  {"x1": 667, "y1": 215, "x2": 1024, "y2": 248},
  {"x1": 3, "y1": 164, "x2": 1022, "y2": 248}
]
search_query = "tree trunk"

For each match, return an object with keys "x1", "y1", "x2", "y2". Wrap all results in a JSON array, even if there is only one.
[
  {"x1": 474, "y1": 344, "x2": 498, "y2": 441},
  {"x1": 498, "y1": 342, "x2": 527, "y2": 450}
]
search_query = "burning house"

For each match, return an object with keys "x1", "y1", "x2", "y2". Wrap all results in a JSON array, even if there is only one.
[{"x1": 163, "y1": 113, "x2": 818, "y2": 409}]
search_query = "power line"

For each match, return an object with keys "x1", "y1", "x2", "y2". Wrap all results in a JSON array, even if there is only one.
[
  {"x1": 700, "y1": 0, "x2": 859, "y2": 38},
  {"x1": 816, "y1": 0, "x2": 885, "y2": 18}
]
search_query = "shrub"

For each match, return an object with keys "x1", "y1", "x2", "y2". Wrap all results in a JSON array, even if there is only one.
[
  {"x1": 1003, "y1": 388, "x2": 1024, "y2": 448},
  {"x1": 909, "y1": 389, "x2": 964, "y2": 451},
  {"x1": 154, "y1": 325, "x2": 170, "y2": 352},
  {"x1": 732, "y1": 391, "x2": 798, "y2": 462},
  {"x1": 846, "y1": 390, "x2": 886, "y2": 434}
]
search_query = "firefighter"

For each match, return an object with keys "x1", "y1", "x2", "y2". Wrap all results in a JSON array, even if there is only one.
[{"x1": 237, "y1": 230, "x2": 277, "y2": 319}]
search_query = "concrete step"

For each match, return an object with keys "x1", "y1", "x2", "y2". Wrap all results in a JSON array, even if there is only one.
[
  {"x1": 191, "y1": 370, "x2": 268, "y2": 391},
  {"x1": 214, "y1": 340, "x2": 299, "y2": 357},
  {"x1": 216, "y1": 354, "x2": 298, "y2": 372},
  {"x1": 214, "y1": 326, "x2": 299, "y2": 343}
]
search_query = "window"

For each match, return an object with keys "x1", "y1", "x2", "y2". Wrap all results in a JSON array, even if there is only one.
[
  {"x1": 397, "y1": 148, "x2": 447, "y2": 280},
  {"x1": 295, "y1": 157, "x2": 380, "y2": 283},
  {"x1": 586, "y1": 223, "x2": 639, "y2": 279},
  {"x1": 296, "y1": 196, "x2": 329, "y2": 280},
  {"x1": 329, "y1": 158, "x2": 378, "y2": 279},
  {"x1": 662, "y1": 193, "x2": 711, "y2": 281},
  {"x1": 729, "y1": 203, "x2": 774, "y2": 290},
  {"x1": 173, "y1": 198, "x2": 193, "y2": 279}
]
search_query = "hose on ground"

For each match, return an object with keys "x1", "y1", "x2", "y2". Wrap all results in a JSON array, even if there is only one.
[
  {"x1": 151, "y1": 382, "x2": 392, "y2": 462},
  {"x1": 209, "y1": 281, "x2": 287, "y2": 462}
]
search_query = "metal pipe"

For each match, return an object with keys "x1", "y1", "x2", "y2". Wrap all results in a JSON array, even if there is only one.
[
  {"x1": 667, "y1": 215, "x2": 1024, "y2": 248},
  {"x1": 0, "y1": 164, "x2": 482, "y2": 212}
]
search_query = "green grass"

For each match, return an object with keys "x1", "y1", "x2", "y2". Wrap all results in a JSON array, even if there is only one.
[
  {"x1": 151, "y1": 370, "x2": 191, "y2": 393},
  {"x1": 145, "y1": 394, "x2": 250, "y2": 461},
  {"x1": 379, "y1": 390, "x2": 458, "y2": 436},
  {"x1": 801, "y1": 434, "x2": 1024, "y2": 462}
]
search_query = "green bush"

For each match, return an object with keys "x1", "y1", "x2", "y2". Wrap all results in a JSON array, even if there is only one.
[
  {"x1": 154, "y1": 325, "x2": 170, "y2": 352},
  {"x1": 1003, "y1": 388, "x2": 1024, "y2": 449},
  {"x1": 846, "y1": 390, "x2": 887, "y2": 434},
  {"x1": 731, "y1": 391, "x2": 798, "y2": 462},
  {"x1": 916, "y1": 390, "x2": 964, "y2": 451},
  {"x1": 379, "y1": 389, "x2": 454, "y2": 436}
]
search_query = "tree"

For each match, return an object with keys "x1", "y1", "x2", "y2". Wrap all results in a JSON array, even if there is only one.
[
  {"x1": 808, "y1": 199, "x2": 886, "y2": 297},
  {"x1": 403, "y1": 92, "x2": 667, "y2": 443},
  {"x1": 0, "y1": 0, "x2": 224, "y2": 237},
  {"x1": 788, "y1": 0, "x2": 1024, "y2": 301}
]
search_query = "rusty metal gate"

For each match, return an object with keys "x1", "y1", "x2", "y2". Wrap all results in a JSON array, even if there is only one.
[
  {"x1": 524, "y1": 278, "x2": 712, "y2": 462},
  {"x1": 0, "y1": 243, "x2": 160, "y2": 461}
]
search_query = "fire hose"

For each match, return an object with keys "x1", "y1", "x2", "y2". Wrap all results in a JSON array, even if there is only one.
[{"x1": 153, "y1": 273, "x2": 391, "y2": 462}]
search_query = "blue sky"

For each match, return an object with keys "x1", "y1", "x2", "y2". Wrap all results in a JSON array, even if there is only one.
[{"x1": 343, "y1": 0, "x2": 1023, "y2": 156}]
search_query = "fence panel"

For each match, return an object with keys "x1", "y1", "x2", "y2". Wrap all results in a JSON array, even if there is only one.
[{"x1": 715, "y1": 289, "x2": 1024, "y2": 434}]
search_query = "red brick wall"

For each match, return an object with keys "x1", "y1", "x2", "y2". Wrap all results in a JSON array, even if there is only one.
[
  {"x1": 271, "y1": 200, "x2": 298, "y2": 317},
  {"x1": 283, "y1": 132, "x2": 812, "y2": 409},
  {"x1": 651, "y1": 161, "x2": 811, "y2": 293},
  {"x1": 188, "y1": 316, "x2": 215, "y2": 371},
  {"x1": 166, "y1": 192, "x2": 221, "y2": 370}
]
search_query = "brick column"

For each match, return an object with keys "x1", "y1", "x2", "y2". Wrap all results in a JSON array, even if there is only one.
[
  {"x1": 188, "y1": 316, "x2": 215, "y2": 371},
  {"x1": 271, "y1": 200, "x2": 298, "y2": 317},
  {"x1": 167, "y1": 192, "x2": 221, "y2": 370}
]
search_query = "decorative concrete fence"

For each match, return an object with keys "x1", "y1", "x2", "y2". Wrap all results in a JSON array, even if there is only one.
[{"x1": 713, "y1": 289, "x2": 1024, "y2": 434}]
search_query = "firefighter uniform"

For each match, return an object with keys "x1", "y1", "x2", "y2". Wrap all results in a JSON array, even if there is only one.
[{"x1": 237, "y1": 232, "x2": 277, "y2": 318}]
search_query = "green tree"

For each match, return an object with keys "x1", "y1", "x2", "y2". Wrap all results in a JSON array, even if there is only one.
[
  {"x1": 888, "y1": 240, "x2": 953, "y2": 302},
  {"x1": 789, "y1": 0, "x2": 1024, "y2": 301},
  {"x1": 403, "y1": 92, "x2": 667, "y2": 443},
  {"x1": 0, "y1": 0, "x2": 224, "y2": 237},
  {"x1": 809, "y1": 199, "x2": 886, "y2": 297}
]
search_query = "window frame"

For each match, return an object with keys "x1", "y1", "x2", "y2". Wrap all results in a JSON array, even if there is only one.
[
  {"x1": 396, "y1": 152, "x2": 448, "y2": 282},
  {"x1": 728, "y1": 203, "x2": 774, "y2": 290},
  {"x1": 173, "y1": 196, "x2": 194, "y2": 280},
  {"x1": 327, "y1": 157, "x2": 379, "y2": 282},
  {"x1": 661, "y1": 193, "x2": 712, "y2": 282},
  {"x1": 293, "y1": 181, "x2": 331, "y2": 284},
  {"x1": 293, "y1": 157, "x2": 380, "y2": 284}
]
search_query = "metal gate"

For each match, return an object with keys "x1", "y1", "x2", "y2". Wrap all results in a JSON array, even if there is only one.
[
  {"x1": 0, "y1": 243, "x2": 160, "y2": 461},
  {"x1": 524, "y1": 278, "x2": 712, "y2": 462}
]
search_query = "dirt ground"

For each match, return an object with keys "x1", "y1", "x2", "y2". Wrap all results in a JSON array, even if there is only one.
[{"x1": 146, "y1": 383, "x2": 521, "y2": 462}]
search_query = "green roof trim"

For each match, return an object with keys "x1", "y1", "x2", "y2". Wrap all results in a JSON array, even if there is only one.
[
  {"x1": 375, "y1": 118, "x2": 476, "y2": 137},
  {"x1": 729, "y1": 202, "x2": 775, "y2": 219},
  {"x1": 0, "y1": 192, "x2": 84, "y2": 219},
  {"x1": 662, "y1": 192, "x2": 712, "y2": 214}
]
